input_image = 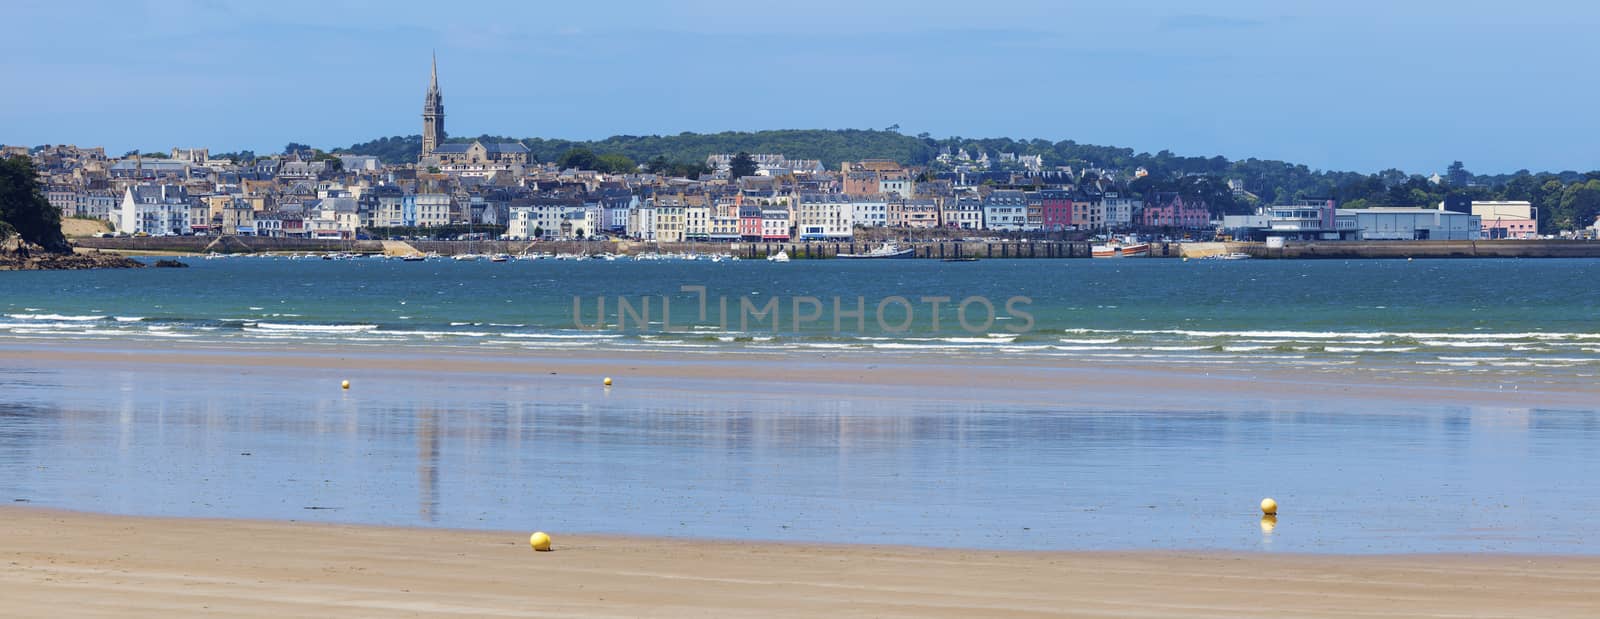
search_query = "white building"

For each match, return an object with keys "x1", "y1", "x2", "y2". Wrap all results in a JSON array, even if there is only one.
[
  {"x1": 878, "y1": 175, "x2": 914, "y2": 198},
  {"x1": 795, "y1": 193, "x2": 855, "y2": 240},
  {"x1": 852, "y1": 196, "x2": 888, "y2": 228},
  {"x1": 628, "y1": 205, "x2": 658, "y2": 241},
  {"x1": 1102, "y1": 192, "x2": 1141, "y2": 229},
  {"x1": 307, "y1": 198, "x2": 359, "y2": 240},
  {"x1": 982, "y1": 190, "x2": 1028, "y2": 231},
  {"x1": 684, "y1": 204, "x2": 711, "y2": 240},
  {"x1": 119, "y1": 185, "x2": 192, "y2": 235},
  {"x1": 413, "y1": 193, "x2": 452, "y2": 227}
]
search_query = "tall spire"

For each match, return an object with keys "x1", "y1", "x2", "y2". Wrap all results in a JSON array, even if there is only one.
[{"x1": 421, "y1": 52, "x2": 446, "y2": 160}]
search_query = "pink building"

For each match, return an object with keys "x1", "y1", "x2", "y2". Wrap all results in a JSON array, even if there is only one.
[
  {"x1": 1040, "y1": 190, "x2": 1073, "y2": 231},
  {"x1": 1141, "y1": 193, "x2": 1209, "y2": 229}
]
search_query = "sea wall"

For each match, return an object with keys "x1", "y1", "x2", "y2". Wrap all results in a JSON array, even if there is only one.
[
  {"x1": 1227, "y1": 240, "x2": 1600, "y2": 259},
  {"x1": 72, "y1": 236, "x2": 1600, "y2": 259},
  {"x1": 74, "y1": 236, "x2": 1097, "y2": 259}
]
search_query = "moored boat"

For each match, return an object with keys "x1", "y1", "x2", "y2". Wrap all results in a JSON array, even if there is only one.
[
  {"x1": 767, "y1": 250, "x2": 791, "y2": 263},
  {"x1": 1091, "y1": 242, "x2": 1150, "y2": 258},
  {"x1": 838, "y1": 242, "x2": 915, "y2": 259}
]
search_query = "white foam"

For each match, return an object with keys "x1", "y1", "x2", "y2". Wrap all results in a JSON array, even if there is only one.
[
  {"x1": 6, "y1": 313, "x2": 106, "y2": 321},
  {"x1": 500, "y1": 332, "x2": 623, "y2": 340},
  {"x1": 251, "y1": 322, "x2": 377, "y2": 333}
]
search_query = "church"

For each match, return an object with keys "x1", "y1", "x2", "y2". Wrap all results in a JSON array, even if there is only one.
[{"x1": 418, "y1": 54, "x2": 530, "y2": 171}]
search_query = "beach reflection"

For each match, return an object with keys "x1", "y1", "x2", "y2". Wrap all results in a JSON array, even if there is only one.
[{"x1": 1, "y1": 363, "x2": 1596, "y2": 553}]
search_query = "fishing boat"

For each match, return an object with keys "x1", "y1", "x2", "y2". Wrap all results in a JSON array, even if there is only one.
[
  {"x1": 767, "y1": 250, "x2": 791, "y2": 263},
  {"x1": 1091, "y1": 239, "x2": 1150, "y2": 258},
  {"x1": 838, "y1": 242, "x2": 915, "y2": 259}
]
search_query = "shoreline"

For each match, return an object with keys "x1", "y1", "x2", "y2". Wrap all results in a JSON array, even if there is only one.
[{"x1": 4, "y1": 506, "x2": 1598, "y2": 618}]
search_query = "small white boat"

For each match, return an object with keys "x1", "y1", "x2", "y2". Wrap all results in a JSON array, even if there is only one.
[
  {"x1": 401, "y1": 253, "x2": 427, "y2": 262},
  {"x1": 1204, "y1": 252, "x2": 1252, "y2": 260},
  {"x1": 767, "y1": 250, "x2": 791, "y2": 263},
  {"x1": 453, "y1": 254, "x2": 481, "y2": 261},
  {"x1": 489, "y1": 253, "x2": 511, "y2": 262}
]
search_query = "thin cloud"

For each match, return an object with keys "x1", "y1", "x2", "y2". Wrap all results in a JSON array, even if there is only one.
[{"x1": 1161, "y1": 13, "x2": 1265, "y2": 30}]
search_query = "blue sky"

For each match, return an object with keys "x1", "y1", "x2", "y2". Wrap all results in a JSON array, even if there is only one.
[{"x1": 3, "y1": 0, "x2": 1596, "y2": 174}]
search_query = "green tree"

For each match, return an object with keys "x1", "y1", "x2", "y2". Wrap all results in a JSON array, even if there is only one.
[
  {"x1": 729, "y1": 151, "x2": 758, "y2": 178},
  {"x1": 0, "y1": 156, "x2": 70, "y2": 253},
  {"x1": 1556, "y1": 180, "x2": 1600, "y2": 231},
  {"x1": 595, "y1": 153, "x2": 636, "y2": 174},
  {"x1": 533, "y1": 226, "x2": 544, "y2": 238},
  {"x1": 558, "y1": 148, "x2": 600, "y2": 171}
]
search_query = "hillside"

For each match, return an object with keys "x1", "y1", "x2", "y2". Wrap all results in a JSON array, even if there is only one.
[{"x1": 330, "y1": 129, "x2": 1600, "y2": 229}]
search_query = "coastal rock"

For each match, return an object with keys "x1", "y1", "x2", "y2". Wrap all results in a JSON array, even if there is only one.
[
  {"x1": 153, "y1": 259, "x2": 189, "y2": 268},
  {"x1": 0, "y1": 243, "x2": 145, "y2": 271}
]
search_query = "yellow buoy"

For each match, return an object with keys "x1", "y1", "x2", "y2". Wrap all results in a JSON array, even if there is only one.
[
  {"x1": 603, "y1": 377, "x2": 612, "y2": 386},
  {"x1": 1260, "y1": 497, "x2": 1278, "y2": 515},
  {"x1": 529, "y1": 531, "x2": 552, "y2": 551},
  {"x1": 341, "y1": 380, "x2": 350, "y2": 390}
]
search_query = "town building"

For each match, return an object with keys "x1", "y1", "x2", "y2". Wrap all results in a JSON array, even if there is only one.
[
  {"x1": 1471, "y1": 200, "x2": 1538, "y2": 239},
  {"x1": 1141, "y1": 193, "x2": 1210, "y2": 229},
  {"x1": 795, "y1": 193, "x2": 855, "y2": 241},
  {"x1": 982, "y1": 190, "x2": 1028, "y2": 230},
  {"x1": 119, "y1": 185, "x2": 193, "y2": 236}
]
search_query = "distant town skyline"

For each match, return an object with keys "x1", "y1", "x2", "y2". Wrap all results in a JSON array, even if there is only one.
[{"x1": 5, "y1": 0, "x2": 1599, "y2": 175}]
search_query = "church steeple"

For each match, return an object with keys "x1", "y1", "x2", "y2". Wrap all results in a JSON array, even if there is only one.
[{"x1": 421, "y1": 51, "x2": 445, "y2": 161}]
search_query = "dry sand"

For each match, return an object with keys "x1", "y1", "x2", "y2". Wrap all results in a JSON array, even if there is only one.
[{"x1": 3, "y1": 508, "x2": 1597, "y2": 618}]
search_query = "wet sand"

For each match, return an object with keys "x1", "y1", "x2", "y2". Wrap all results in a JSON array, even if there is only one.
[
  {"x1": 4, "y1": 508, "x2": 1597, "y2": 618},
  {"x1": 3, "y1": 339, "x2": 1595, "y2": 410}
]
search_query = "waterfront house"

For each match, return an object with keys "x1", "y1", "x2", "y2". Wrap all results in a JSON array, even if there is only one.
[
  {"x1": 1102, "y1": 191, "x2": 1141, "y2": 230},
  {"x1": 852, "y1": 196, "x2": 888, "y2": 228},
  {"x1": 738, "y1": 206, "x2": 763, "y2": 241},
  {"x1": 982, "y1": 190, "x2": 1028, "y2": 231},
  {"x1": 760, "y1": 205, "x2": 792, "y2": 241},
  {"x1": 1040, "y1": 189, "x2": 1073, "y2": 231},
  {"x1": 1141, "y1": 193, "x2": 1209, "y2": 229},
  {"x1": 795, "y1": 193, "x2": 855, "y2": 240},
  {"x1": 413, "y1": 193, "x2": 452, "y2": 228},
  {"x1": 1072, "y1": 192, "x2": 1106, "y2": 231},
  {"x1": 685, "y1": 203, "x2": 711, "y2": 241},
  {"x1": 119, "y1": 184, "x2": 193, "y2": 236}
]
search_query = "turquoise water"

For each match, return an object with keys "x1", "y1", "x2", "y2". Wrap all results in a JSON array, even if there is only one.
[
  {"x1": 2, "y1": 258, "x2": 1599, "y2": 552},
  {"x1": 4, "y1": 257, "x2": 1600, "y2": 377}
]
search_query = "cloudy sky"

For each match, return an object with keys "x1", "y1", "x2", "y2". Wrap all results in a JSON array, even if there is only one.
[{"x1": 3, "y1": 0, "x2": 1596, "y2": 174}]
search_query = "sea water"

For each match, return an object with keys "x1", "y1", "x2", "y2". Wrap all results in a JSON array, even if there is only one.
[{"x1": 2, "y1": 258, "x2": 1598, "y2": 552}]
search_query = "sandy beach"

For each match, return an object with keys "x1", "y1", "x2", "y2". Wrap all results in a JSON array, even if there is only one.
[{"x1": 2, "y1": 507, "x2": 1596, "y2": 618}]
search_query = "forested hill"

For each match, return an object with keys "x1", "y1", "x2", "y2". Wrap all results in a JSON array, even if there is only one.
[{"x1": 332, "y1": 129, "x2": 1600, "y2": 229}]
